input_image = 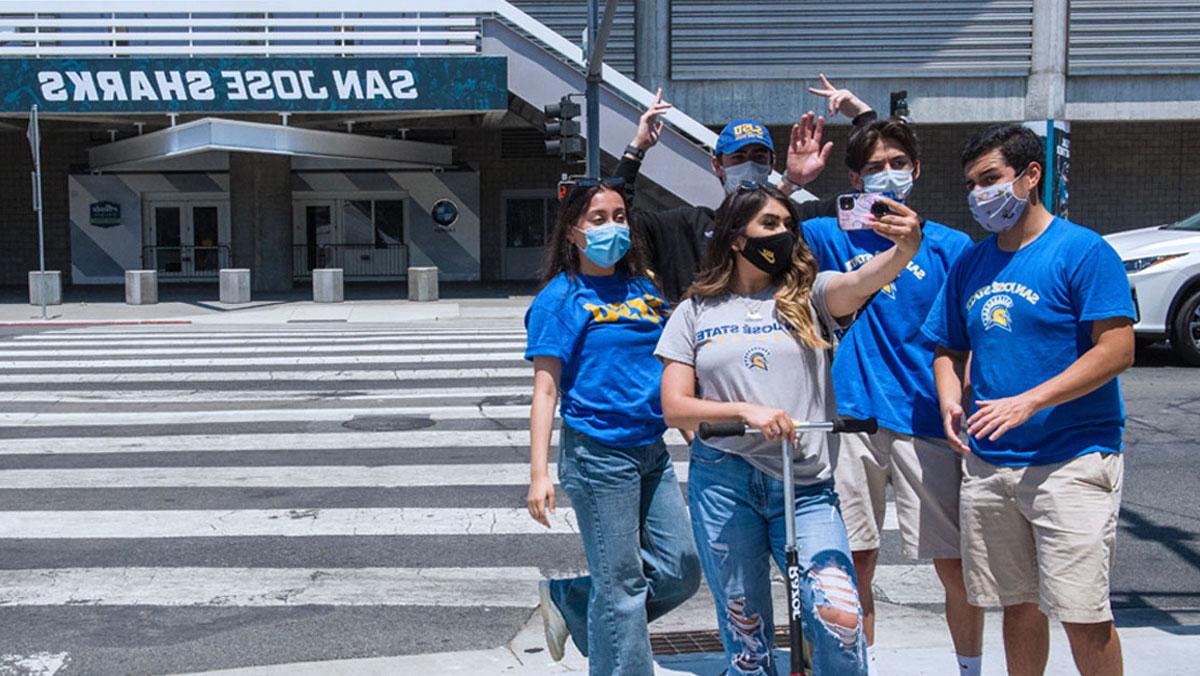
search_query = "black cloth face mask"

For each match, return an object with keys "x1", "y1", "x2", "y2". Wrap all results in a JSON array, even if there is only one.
[{"x1": 739, "y1": 230, "x2": 796, "y2": 276}]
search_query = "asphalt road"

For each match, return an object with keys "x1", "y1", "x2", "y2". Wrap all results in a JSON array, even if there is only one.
[{"x1": 0, "y1": 324, "x2": 1194, "y2": 675}]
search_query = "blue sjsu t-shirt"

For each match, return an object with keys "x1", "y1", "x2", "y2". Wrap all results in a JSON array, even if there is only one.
[
  {"x1": 921, "y1": 218, "x2": 1136, "y2": 466},
  {"x1": 524, "y1": 272, "x2": 668, "y2": 447},
  {"x1": 801, "y1": 217, "x2": 971, "y2": 438}
]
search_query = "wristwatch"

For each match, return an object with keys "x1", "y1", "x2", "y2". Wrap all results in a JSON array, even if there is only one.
[
  {"x1": 779, "y1": 174, "x2": 803, "y2": 194},
  {"x1": 624, "y1": 144, "x2": 646, "y2": 161}
]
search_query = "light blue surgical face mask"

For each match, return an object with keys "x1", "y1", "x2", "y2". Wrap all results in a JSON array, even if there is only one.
[
  {"x1": 862, "y1": 168, "x2": 914, "y2": 199},
  {"x1": 968, "y1": 170, "x2": 1029, "y2": 234},
  {"x1": 722, "y1": 161, "x2": 772, "y2": 194},
  {"x1": 578, "y1": 222, "x2": 631, "y2": 268}
]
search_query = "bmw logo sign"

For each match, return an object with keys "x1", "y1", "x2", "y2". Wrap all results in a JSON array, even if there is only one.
[{"x1": 432, "y1": 199, "x2": 459, "y2": 230}]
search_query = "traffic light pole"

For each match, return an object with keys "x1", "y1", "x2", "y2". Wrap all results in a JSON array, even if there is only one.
[{"x1": 585, "y1": 0, "x2": 618, "y2": 179}]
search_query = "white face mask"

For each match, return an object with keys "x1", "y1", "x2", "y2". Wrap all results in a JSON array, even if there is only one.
[
  {"x1": 968, "y1": 170, "x2": 1029, "y2": 234},
  {"x1": 862, "y1": 168, "x2": 913, "y2": 199},
  {"x1": 721, "y1": 161, "x2": 772, "y2": 194}
]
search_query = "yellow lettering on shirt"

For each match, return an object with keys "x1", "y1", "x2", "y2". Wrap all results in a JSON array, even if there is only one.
[{"x1": 582, "y1": 294, "x2": 665, "y2": 324}]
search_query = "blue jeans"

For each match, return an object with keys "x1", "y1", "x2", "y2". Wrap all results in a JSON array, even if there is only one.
[
  {"x1": 548, "y1": 424, "x2": 701, "y2": 676},
  {"x1": 688, "y1": 440, "x2": 868, "y2": 676}
]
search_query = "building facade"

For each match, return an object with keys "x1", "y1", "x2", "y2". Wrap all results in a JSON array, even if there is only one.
[{"x1": 2, "y1": 1, "x2": 1198, "y2": 289}]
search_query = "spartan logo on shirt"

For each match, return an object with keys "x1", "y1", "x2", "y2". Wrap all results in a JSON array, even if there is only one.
[
  {"x1": 981, "y1": 295, "x2": 1014, "y2": 332},
  {"x1": 744, "y1": 346, "x2": 771, "y2": 372},
  {"x1": 845, "y1": 253, "x2": 895, "y2": 299}
]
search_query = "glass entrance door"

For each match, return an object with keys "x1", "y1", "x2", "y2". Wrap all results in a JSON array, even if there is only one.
[{"x1": 147, "y1": 201, "x2": 229, "y2": 278}]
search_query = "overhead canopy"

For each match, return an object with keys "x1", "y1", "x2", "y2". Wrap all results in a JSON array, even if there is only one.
[{"x1": 88, "y1": 118, "x2": 454, "y2": 172}]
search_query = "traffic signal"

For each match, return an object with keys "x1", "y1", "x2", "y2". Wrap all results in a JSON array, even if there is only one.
[{"x1": 544, "y1": 95, "x2": 584, "y2": 162}]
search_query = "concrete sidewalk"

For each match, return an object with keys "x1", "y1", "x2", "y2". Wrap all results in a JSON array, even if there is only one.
[
  {"x1": 0, "y1": 290, "x2": 532, "y2": 326},
  {"x1": 177, "y1": 598, "x2": 1200, "y2": 675}
]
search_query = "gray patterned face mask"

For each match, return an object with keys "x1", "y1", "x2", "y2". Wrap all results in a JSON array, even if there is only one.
[{"x1": 969, "y1": 170, "x2": 1029, "y2": 233}]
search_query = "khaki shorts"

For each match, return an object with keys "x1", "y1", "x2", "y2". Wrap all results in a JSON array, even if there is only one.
[
  {"x1": 960, "y1": 451, "x2": 1123, "y2": 624},
  {"x1": 832, "y1": 428, "x2": 963, "y2": 559}
]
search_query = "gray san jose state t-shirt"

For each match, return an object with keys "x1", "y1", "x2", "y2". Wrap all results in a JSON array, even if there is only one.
[{"x1": 655, "y1": 271, "x2": 847, "y2": 485}]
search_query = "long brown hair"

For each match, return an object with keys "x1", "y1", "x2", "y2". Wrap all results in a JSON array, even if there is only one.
[
  {"x1": 538, "y1": 185, "x2": 653, "y2": 287},
  {"x1": 685, "y1": 185, "x2": 829, "y2": 350}
]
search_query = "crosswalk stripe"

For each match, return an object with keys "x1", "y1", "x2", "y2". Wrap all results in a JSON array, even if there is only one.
[
  {"x1": 10, "y1": 335, "x2": 527, "y2": 348},
  {"x1": 0, "y1": 404, "x2": 531, "y2": 427},
  {"x1": 0, "y1": 463, "x2": 690, "y2": 489},
  {"x1": 0, "y1": 386, "x2": 531, "y2": 404},
  {"x1": 13, "y1": 329, "x2": 525, "y2": 341},
  {"x1": 0, "y1": 567, "x2": 545, "y2": 607},
  {"x1": 0, "y1": 508, "x2": 580, "y2": 538},
  {"x1": 0, "y1": 352, "x2": 526, "y2": 370},
  {"x1": 0, "y1": 341, "x2": 528, "y2": 358},
  {"x1": 0, "y1": 367, "x2": 531, "y2": 385},
  {"x1": 0, "y1": 429, "x2": 690, "y2": 455}
]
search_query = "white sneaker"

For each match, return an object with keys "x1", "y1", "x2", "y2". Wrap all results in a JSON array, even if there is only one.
[{"x1": 538, "y1": 579, "x2": 569, "y2": 662}]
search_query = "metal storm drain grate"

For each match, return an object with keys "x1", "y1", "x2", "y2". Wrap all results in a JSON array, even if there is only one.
[
  {"x1": 650, "y1": 627, "x2": 790, "y2": 655},
  {"x1": 341, "y1": 415, "x2": 435, "y2": 432}
]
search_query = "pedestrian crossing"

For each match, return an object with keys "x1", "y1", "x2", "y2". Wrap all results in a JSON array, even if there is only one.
[{"x1": 0, "y1": 321, "x2": 935, "y2": 672}]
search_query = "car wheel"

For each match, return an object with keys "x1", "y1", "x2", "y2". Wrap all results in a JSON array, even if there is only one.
[{"x1": 1170, "y1": 288, "x2": 1200, "y2": 366}]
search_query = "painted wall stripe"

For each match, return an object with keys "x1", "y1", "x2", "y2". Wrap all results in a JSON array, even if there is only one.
[{"x1": 0, "y1": 567, "x2": 544, "y2": 608}]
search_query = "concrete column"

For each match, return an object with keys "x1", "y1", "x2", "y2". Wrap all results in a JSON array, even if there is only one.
[
  {"x1": 28, "y1": 271, "x2": 62, "y2": 306},
  {"x1": 125, "y1": 270, "x2": 158, "y2": 305},
  {"x1": 635, "y1": 0, "x2": 669, "y2": 90},
  {"x1": 220, "y1": 268, "x2": 252, "y2": 304},
  {"x1": 230, "y1": 153, "x2": 293, "y2": 292},
  {"x1": 408, "y1": 267, "x2": 439, "y2": 302},
  {"x1": 1026, "y1": 0, "x2": 1069, "y2": 120},
  {"x1": 313, "y1": 268, "x2": 344, "y2": 303}
]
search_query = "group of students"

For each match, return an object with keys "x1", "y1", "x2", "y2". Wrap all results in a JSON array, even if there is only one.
[{"x1": 522, "y1": 79, "x2": 1135, "y2": 676}]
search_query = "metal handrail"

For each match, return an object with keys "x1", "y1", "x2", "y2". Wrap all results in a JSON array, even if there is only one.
[
  {"x1": 293, "y1": 243, "x2": 409, "y2": 279},
  {"x1": 142, "y1": 245, "x2": 231, "y2": 278}
]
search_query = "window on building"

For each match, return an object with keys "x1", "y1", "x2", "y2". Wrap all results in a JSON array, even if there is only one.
[
  {"x1": 340, "y1": 199, "x2": 406, "y2": 248},
  {"x1": 505, "y1": 197, "x2": 557, "y2": 248}
]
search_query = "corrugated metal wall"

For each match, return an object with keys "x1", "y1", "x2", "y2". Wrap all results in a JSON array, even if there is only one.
[
  {"x1": 1069, "y1": 1, "x2": 1200, "y2": 75},
  {"x1": 668, "y1": 1, "x2": 1034, "y2": 79},
  {"x1": 511, "y1": 0, "x2": 638, "y2": 77}
]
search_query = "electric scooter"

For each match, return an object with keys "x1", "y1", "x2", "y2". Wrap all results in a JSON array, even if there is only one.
[{"x1": 699, "y1": 415, "x2": 877, "y2": 676}]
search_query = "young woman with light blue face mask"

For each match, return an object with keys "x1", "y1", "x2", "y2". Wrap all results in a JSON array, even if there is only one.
[{"x1": 524, "y1": 181, "x2": 701, "y2": 675}]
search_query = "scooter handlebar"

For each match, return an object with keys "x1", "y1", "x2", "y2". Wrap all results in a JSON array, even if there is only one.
[
  {"x1": 697, "y1": 422, "x2": 747, "y2": 440},
  {"x1": 831, "y1": 416, "x2": 878, "y2": 435}
]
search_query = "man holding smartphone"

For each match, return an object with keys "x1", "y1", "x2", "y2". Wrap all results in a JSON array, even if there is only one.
[
  {"x1": 923, "y1": 124, "x2": 1133, "y2": 676},
  {"x1": 800, "y1": 118, "x2": 981, "y2": 676}
]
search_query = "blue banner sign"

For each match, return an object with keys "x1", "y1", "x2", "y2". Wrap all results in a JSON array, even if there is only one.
[{"x1": 0, "y1": 56, "x2": 508, "y2": 113}]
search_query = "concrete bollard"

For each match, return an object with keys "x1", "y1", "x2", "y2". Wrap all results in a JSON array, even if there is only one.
[
  {"x1": 28, "y1": 271, "x2": 62, "y2": 306},
  {"x1": 313, "y1": 268, "x2": 344, "y2": 303},
  {"x1": 407, "y1": 266, "x2": 439, "y2": 302},
  {"x1": 219, "y1": 268, "x2": 252, "y2": 304},
  {"x1": 125, "y1": 270, "x2": 158, "y2": 305}
]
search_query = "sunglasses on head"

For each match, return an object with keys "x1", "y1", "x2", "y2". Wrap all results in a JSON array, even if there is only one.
[{"x1": 558, "y1": 176, "x2": 627, "y2": 205}]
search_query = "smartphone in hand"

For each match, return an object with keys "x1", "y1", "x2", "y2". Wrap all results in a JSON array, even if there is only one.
[{"x1": 837, "y1": 192, "x2": 894, "y2": 231}]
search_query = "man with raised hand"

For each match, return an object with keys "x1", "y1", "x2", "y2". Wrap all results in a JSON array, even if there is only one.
[
  {"x1": 923, "y1": 123, "x2": 1135, "y2": 676},
  {"x1": 615, "y1": 78, "x2": 876, "y2": 304}
]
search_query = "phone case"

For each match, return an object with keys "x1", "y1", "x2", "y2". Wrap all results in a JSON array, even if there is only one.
[{"x1": 836, "y1": 193, "x2": 891, "y2": 231}]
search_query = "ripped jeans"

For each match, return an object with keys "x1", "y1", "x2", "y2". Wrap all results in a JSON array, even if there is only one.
[{"x1": 688, "y1": 439, "x2": 868, "y2": 675}]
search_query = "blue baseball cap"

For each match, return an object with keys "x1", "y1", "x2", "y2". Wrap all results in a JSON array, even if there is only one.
[{"x1": 715, "y1": 119, "x2": 774, "y2": 156}]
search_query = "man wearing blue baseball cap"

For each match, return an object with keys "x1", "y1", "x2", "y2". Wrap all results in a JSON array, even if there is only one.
[{"x1": 616, "y1": 79, "x2": 877, "y2": 303}]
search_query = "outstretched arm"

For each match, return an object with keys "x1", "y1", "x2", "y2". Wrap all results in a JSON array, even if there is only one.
[{"x1": 823, "y1": 197, "x2": 923, "y2": 317}]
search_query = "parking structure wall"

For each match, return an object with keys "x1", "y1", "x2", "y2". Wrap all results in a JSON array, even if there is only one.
[{"x1": 778, "y1": 120, "x2": 1200, "y2": 242}]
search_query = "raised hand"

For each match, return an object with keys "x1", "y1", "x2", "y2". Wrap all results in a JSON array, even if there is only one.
[
  {"x1": 808, "y1": 73, "x2": 872, "y2": 120},
  {"x1": 631, "y1": 87, "x2": 672, "y2": 152},
  {"x1": 784, "y1": 111, "x2": 833, "y2": 188}
]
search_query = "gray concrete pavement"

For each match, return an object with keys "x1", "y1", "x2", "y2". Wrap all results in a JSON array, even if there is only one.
[{"x1": 0, "y1": 323, "x2": 1195, "y2": 675}]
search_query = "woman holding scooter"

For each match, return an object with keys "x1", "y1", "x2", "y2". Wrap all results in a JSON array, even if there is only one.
[
  {"x1": 655, "y1": 182, "x2": 921, "y2": 675},
  {"x1": 524, "y1": 179, "x2": 700, "y2": 676}
]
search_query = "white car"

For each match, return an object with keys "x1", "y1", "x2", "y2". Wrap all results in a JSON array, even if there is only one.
[{"x1": 1104, "y1": 210, "x2": 1200, "y2": 365}]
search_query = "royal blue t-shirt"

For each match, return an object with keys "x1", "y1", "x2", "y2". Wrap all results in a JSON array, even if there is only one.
[
  {"x1": 801, "y1": 217, "x2": 971, "y2": 438},
  {"x1": 921, "y1": 218, "x2": 1136, "y2": 466},
  {"x1": 524, "y1": 272, "x2": 668, "y2": 447}
]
